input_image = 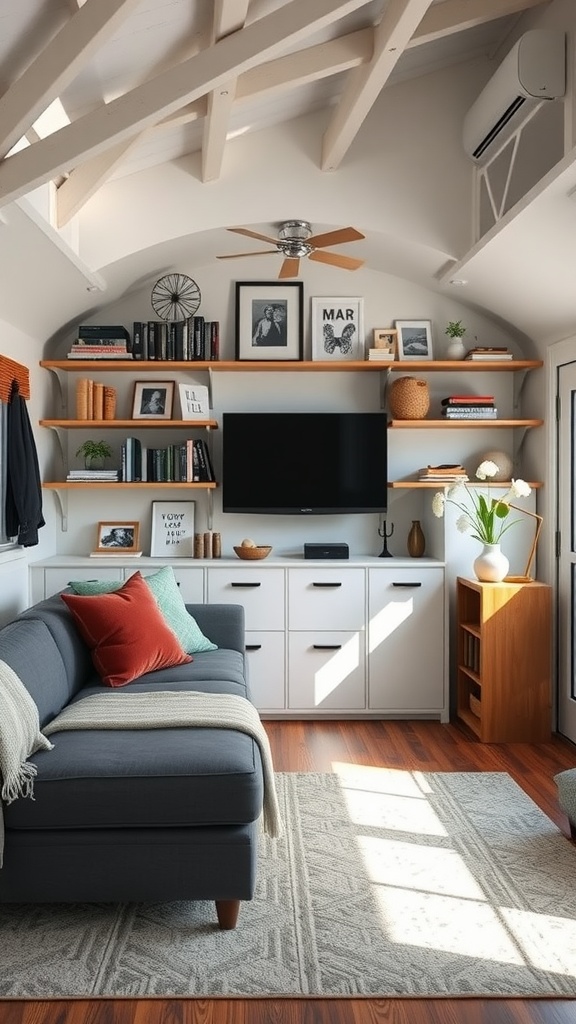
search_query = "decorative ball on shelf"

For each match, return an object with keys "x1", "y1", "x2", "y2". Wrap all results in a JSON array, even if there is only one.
[
  {"x1": 388, "y1": 376, "x2": 430, "y2": 420},
  {"x1": 478, "y1": 450, "x2": 514, "y2": 482}
]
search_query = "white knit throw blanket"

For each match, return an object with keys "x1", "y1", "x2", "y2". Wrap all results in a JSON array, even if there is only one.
[
  {"x1": 44, "y1": 691, "x2": 283, "y2": 838},
  {"x1": 0, "y1": 659, "x2": 54, "y2": 868}
]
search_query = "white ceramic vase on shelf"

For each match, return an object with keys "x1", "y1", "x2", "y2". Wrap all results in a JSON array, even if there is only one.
[
  {"x1": 473, "y1": 543, "x2": 509, "y2": 583},
  {"x1": 446, "y1": 338, "x2": 467, "y2": 360}
]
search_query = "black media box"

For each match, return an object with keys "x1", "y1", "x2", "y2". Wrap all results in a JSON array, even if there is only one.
[{"x1": 304, "y1": 542, "x2": 349, "y2": 560}]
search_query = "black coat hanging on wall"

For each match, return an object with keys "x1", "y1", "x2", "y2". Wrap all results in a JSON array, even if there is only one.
[{"x1": 5, "y1": 379, "x2": 45, "y2": 547}]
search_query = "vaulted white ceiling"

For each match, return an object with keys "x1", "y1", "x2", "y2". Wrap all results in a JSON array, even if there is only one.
[{"x1": 0, "y1": 0, "x2": 574, "y2": 346}]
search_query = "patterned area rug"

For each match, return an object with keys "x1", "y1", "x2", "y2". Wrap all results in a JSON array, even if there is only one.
[{"x1": 2, "y1": 768, "x2": 576, "y2": 998}]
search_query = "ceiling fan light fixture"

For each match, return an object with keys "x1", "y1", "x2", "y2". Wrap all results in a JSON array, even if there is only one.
[{"x1": 278, "y1": 220, "x2": 312, "y2": 242}]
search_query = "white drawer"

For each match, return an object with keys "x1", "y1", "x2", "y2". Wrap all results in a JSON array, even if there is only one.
[
  {"x1": 206, "y1": 567, "x2": 285, "y2": 630},
  {"x1": 245, "y1": 631, "x2": 286, "y2": 711},
  {"x1": 288, "y1": 568, "x2": 365, "y2": 630},
  {"x1": 43, "y1": 566, "x2": 123, "y2": 597},
  {"x1": 288, "y1": 630, "x2": 366, "y2": 711}
]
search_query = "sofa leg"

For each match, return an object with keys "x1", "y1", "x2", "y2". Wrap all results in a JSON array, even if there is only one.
[{"x1": 216, "y1": 899, "x2": 240, "y2": 930}]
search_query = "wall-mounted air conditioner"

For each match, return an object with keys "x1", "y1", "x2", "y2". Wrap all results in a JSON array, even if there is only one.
[{"x1": 463, "y1": 29, "x2": 565, "y2": 163}]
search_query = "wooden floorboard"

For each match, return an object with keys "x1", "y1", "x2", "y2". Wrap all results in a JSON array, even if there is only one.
[{"x1": 4, "y1": 719, "x2": 576, "y2": 1024}]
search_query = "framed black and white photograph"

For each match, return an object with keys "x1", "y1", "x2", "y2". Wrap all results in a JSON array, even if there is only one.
[
  {"x1": 95, "y1": 521, "x2": 140, "y2": 553},
  {"x1": 150, "y1": 500, "x2": 195, "y2": 557},
  {"x1": 311, "y1": 297, "x2": 364, "y2": 361},
  {"x1": 235, "y1": 281, "x2": 303, "y2": 361},
  {"x1": 132, "y1": 380, "x2": 175, "y2": 419},
  {"x1": 395, "y1": 320, "x2": 434, "y2": 360}
]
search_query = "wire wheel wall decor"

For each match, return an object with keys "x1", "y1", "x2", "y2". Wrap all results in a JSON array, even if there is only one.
[{"x1": 151, "y1": 274, "x2": 201, "y2": 321}]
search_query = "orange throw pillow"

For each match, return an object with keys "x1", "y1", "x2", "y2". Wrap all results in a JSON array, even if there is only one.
[{"x1": 61, "y1": 571, "x2": 192, "y2": 687}]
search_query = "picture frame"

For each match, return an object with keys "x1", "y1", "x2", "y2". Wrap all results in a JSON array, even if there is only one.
[
  {"x1": 235, "y1": 281, "x2": 303, "y2": 361},
  {"x1": 95, "y1": 521, "x2": 140, "y2": 553},
  {"x1": 395, "y1": 320, "x2": 434, "y2": 361},
  {"x1": 131, "y1": 380, "x2": 175, "y2": 419},
  {"x1": 372, "y1": 328, "x2": 398, "y2": 356},
  {"x1": 150, "y1": 500, "x2": 195, "y2": 557},
  {"x1": 177, "y1": 381, "x2": 210, "y2": 420},
  {"x1": 311, "y1": 297, "x2": 364, "y2": 361}
]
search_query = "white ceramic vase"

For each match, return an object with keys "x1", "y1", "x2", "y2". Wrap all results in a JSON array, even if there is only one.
[
  {"x1": 473, "y1": 543, "x2": 509, "y2": 583},
  {"x1": 446, "y1": 338, "x2": 467, "y2": 360}
]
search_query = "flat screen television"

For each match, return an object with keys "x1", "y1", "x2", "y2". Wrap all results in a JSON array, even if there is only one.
[{"x1": 222, "y1": 412, "x2": 388, "y2": 514}]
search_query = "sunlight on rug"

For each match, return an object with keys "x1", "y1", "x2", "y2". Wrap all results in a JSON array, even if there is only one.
[{"x1": 1, "y1": 769, "x2": 576, "y2": 998}]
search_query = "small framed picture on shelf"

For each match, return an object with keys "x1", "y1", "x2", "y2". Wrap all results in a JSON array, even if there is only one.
[
  {"x1": 235, "y1": 281, "x2": 303, "y2": 361},
  {"x1": 131, "y1": 380, "x2": 175, "y2": 419},
  {"x1": 94, "y1": 521, "x2": 140, "y2": 553},
  {"x1": 395, "y1": 320, "x2": 433, "y2": 360},
  {"x1": 150, "y1": 500, "x2": 195, "y2": 557},
  {"x1": 372, "y1": 328, "x2": 397, "y2": 356},
  {"x1": 311, "y1": 297, "x2": 364, "y2": 361}
]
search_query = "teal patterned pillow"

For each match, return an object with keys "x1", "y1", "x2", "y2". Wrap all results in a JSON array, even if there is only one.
[{"x1": 68, "y1": 566, "x2": 217, "y2": 654}]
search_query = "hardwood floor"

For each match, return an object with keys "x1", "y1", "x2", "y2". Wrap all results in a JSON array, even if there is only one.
[{"x1": 3, "y1": 719, "x2": 576, "y2": 1024}]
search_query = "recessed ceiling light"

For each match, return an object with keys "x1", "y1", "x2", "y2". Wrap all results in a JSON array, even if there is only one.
[{"x1": 449, "y1": 278, "x2": 468, "y2": 286}]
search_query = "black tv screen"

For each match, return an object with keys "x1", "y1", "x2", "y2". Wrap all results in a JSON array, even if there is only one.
[{"x1": 222, "y1": 412, "x2": 388, "y2": 514}]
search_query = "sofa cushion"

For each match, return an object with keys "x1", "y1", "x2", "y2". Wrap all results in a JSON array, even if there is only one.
[
  {"x1": 61, "y1": 572, "x2": 192, "y2": 687},
  {"x1": 0, "y1": 618, "x2": 77, "y2": 727},
  {"x1": 4, "y1": 723, "x2": 264, "y2": 831},
  {"x1": 68, "y1": 566, "x2": 217, "y2": 655}
]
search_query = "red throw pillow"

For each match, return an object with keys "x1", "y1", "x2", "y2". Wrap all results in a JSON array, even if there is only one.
[{"x1": 61, "y1": 571, "x2": 192, "y2": 687}]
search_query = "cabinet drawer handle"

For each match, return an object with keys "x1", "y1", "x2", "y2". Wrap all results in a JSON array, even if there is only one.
[
  {"x1": 245, "y1": 644, "x2": 262, "y2": 651},
  {"x1": 313, "y1": 644, "x2": 342, "y2": 650},
  {"x1": 230, "y1": 582, "x2": 262, "y2": 588},
  {"x1": 392, "y1": 582, "x2": 422, "y2": 588},
  {"x1": 312, "y1": 582, "x2": 342, "y2": 587}
]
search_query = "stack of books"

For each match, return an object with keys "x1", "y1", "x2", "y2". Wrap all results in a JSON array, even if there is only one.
[
  {"x1": 68, "y1": 325, "x2": 132, "y2": 360},
  {"x1": 418, "y1": 464, "x2": 468, "y2": 483},
  {"x1": 441, "y1": 395, "x2": 497, "y2": 419},
  {"x1": 67, "y1": 469, "x2": 119, "y2": 482},
  {"x1": 366, "y1": 348, "x2": 395, "y2": 361},
  {"x1": 465, "y1": 347, "x2": 513, "y2": 361}
]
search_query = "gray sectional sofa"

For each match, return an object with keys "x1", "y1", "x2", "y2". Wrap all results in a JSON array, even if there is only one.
[{"x1": 0, "y1": 582, "x2": 267, "y2": 929}]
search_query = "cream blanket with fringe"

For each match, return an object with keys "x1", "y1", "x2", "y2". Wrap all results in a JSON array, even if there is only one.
[
  {"x1": 44, "y1": 690, "x2": 283, "y2": 838},
  {"x1": 0, "y1": 659, "x2": 54, "y2": 868}
]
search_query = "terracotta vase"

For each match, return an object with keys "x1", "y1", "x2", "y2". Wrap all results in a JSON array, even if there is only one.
[
  {"x1": 407, "y1": 520, "x2": 426, "y2": 558},
  {"x1": 473, "y1": 543, "x2": 509, "y2": 582}
]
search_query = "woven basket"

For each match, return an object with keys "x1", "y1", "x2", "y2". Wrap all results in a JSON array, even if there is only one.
[
  {"x1": 388, "y1": 376, "x2": 430, "y2": 420},
  {"x1": 233, "y1": 545, "x2": 272, "y2": 560},
  {"x1": 469, "y1": 693, "x2": 481, "y2": 718}
]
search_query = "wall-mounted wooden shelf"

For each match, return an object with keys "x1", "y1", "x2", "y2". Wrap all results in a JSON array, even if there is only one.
[
  {"x1": 43, "y1": 481, "x2": 217, "y2": 490},
  {"x1": 389, "y1": 418, "x2": 543, "y2": 429},
  {"x1": 40, "y1": 359, "x2": 543, "y2": 373},
  {"x1": 40, "y1": 419, "x2": 218, "y2": 429}
]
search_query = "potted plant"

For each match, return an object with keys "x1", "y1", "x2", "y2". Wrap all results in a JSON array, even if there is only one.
[
  {"x1": 76, "y1": 439, "x2": 113, "y2": 471},
  {"x1": 445, "y1": 320, "x2": 467, "y2": 360}
]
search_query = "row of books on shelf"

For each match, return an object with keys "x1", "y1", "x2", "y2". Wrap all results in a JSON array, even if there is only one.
[
  {"x1": 441, "y1": 394, "x2": 497, "y2": 419},
  {"x1": 462, "y1": 632, "x2": 480, "y2": 674},
  {"x1": 68, "y1": 320, "x2": 220, "y2": 361},
  {"x1": 75, "y1": 380, "x2": 117, "y2": 419},
  {"x1": 121, "y1": 438, "x2": 215, "y2": 483}
]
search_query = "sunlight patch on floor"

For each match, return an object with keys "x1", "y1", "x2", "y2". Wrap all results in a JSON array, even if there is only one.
[
  {"x1": 332, "y1": 762, "x2": 447, "y2": 836},
  {"x1": 358, "y1": 836, "x2": 485, "y2": 900},
  {"x1": 501, "y1": 907, "x2": 576, "y2": 975}
]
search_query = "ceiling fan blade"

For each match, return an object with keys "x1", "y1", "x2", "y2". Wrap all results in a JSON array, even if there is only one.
[
  {"x1": 227, "y1": 227, "x2": 279, "y2": 245},
  {"x1": 308, "y1": 250, "x2": 364, "y2": 271},
  {"x1": 278, "y1": 257, "x2": 300, "y2": 279},
  {"x1": 307, "y1": 226, "x2": 365, "y2": 249},
  {"x1": 216, "y1": 249, "x2": 278, "y2": 260}
]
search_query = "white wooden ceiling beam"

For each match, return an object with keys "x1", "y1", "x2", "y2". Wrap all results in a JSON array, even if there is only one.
[
  {"x1": 0, "y1": 0, "x2": 142, "y2": 161},
  {"x1": 56, "y1": 138, "x2": 143, "y2": 226},
  {"x1": 321, "y1": 0, "x2": 434, "y2": 171},
  {"x1": 408, "y1": 0, "x2": 551, "y2": 48},
  {"x1": 0, "y1": 0, "x2": 368, "y2": 208},
  {"x1": 201, "y1": 0, "x2": 250, "y2": 184}
]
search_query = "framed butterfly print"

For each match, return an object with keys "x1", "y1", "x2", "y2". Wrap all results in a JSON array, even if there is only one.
[{"x1": 311, "y1": 297, "x2": 364, "y2": 361}]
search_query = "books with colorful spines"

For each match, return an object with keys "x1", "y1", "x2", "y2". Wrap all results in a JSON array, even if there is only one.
[
  {"x1": 74, "y1": 338, "x2": 129, "y2": 346},
  {"x1": 67, "y1": 350, "x2": 131, "y2": 359}
]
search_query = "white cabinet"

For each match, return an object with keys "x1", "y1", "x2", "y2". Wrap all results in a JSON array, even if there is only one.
[
  {"x1": 29, "y1": 555, "x2": 447, "y2": 720},
  {"x1": 368, "y1": 566, "x2": 446, "y2": 714}
]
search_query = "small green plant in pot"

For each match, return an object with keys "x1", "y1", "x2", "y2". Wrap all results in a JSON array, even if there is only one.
[
  {"x1": 445, "y1": 320, "x2": 467, "y2": 360},
  {"x1": 76, "y1": 439, "x2": 113, "y2": 470}
]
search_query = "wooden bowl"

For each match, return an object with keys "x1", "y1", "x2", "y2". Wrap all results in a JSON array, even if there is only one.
[{"x1": 233, "y1": 545, "x2": 272, "y2": 560}]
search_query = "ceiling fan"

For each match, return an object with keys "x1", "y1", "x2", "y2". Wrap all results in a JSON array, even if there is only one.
[{"x1": 216, "y1": 220, "x2": 365, "y2": 278}]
